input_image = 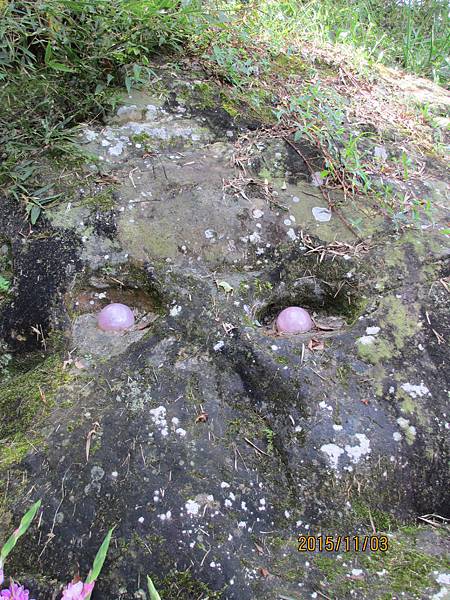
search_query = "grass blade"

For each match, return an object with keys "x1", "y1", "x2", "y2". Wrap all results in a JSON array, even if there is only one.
[
  {"x1": 86, "y1": 526, "x2": 115, "y2": 584},
  {"x1": 147, "y1": 575, "x2": 162, "y2": 600}
]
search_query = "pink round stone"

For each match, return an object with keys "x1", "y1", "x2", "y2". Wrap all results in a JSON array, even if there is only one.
[
  {"x1": 97, "y1": 303, "x2": 135, "y2": 332},
  {"x1": 276, "y1": 306, "x2": 313, "y2": 334}
]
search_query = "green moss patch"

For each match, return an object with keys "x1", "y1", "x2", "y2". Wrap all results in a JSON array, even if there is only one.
[
  {"x1": 0, "y1": 354, "x2": 71, "y2": 468},
  {"x1": 360, "y1": 532, "x2": 448, "y2": 596},
  {"x1": 78, "y1": 188, "x2": 116, "y2": 211},
  {"x1": 155, "y1": 567, "x2": 224, "y2": 599},
  {"x1": 357, "y1": 337, "x2": 394, "y2": 365}
]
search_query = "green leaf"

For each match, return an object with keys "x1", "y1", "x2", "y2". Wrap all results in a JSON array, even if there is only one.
[
  {"x1": 440, "y1": 228, "x2": 450, "y2": 235},
  {"x1": 44, "y1": 42, "x2": 53, "y2": 66},
  {"x1": 47, "y1": 61, "x2": 76, "y2": 73},
  {"x1": 85, "y1": 527, "x2": 115, "y2": 585},
  {"x1": 147, "y1": 575, "x2": 161, "y2": 600},
  {"x1": 30, "y1": 205, "x2": 41, "y2": 225},
  {"x1": 0, "y1": 276, "x2": 10, "y2": 293},
  {"x1": 0, "y1": 500, "x2": 41, "y2": 566}
]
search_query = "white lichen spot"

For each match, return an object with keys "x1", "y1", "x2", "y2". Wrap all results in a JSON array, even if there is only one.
[
  {"x1": 176, "y1": 428, "x2": 187, "y2": 437},
  {"x1": 320, "y1": 444, "x2": 344, "y2": 469},
  {"x1": 249, "y1": 231, "x2": 261, "y2": 244},
  {"x1": 213, "y1": 340, "x2": 225, "y2": 352},
  {"x1": 185, "y1": 500, "x2": 200, "y2": 516},
  {"x1": 149, "y1": 406, "x2": 168, "y2": 437},
  {"x1": 349, "y1": 569, "x2": 364, "y2": 577},
  {"x1": 158, "y1": 510, "x2": 172, "y2": 521},
  {"x1": 345, "y1": 434, "x2": 371, "y2": 463},
  {"x1": 366, "y1": 326, "x2": 380, "y2": 335},
  {"x1": 84, "y1": 129, "x2": 98, "y2": 142},
  {"x1": 169, "y1": 305, "x2": 182, "y2": 317},
  {"x1": 108, "y1": 141, "x2": 125, "y2": 156},
  {"x1": 393, "y1": 432, "x2": 402, "y2": 442},
  {"x1": 204, "y1": 229, "x2": 216, "y2": 239},
  {"x1": 357, "y1": 335, "x2": 376, "y2": 345},
  {"x1": 312, "y1": 206, "x2": 332, "y2": 222},
  {"x1": 287, "y1": 228, "x2": 297, "y2": 241},
  {"x1": 220, "y1": 482, "x2": 230, "y2": 489},
  {"x1": 401, "y1": 382, "x2": 430, "y2": 398}
]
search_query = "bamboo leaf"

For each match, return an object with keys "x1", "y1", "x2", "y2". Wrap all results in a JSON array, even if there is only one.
[
  {"x1": 48, "y1": 61, "x2": 76, "y2": 73},
  {"x1": 30, "y1": 204, "x2": 41, "y2": 224}
]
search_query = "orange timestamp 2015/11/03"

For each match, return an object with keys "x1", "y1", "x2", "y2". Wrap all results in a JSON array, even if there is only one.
[{"x1": 297, "y1": 535, "x2": 389, "y2": 553}]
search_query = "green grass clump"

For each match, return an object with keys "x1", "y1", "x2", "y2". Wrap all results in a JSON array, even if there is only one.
[{"x1": 230, "y1": 0, "x2": 449, "y2": 84}]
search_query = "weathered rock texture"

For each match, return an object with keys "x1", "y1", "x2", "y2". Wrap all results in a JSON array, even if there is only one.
[{"x1": 0, "y1": 71, "x2": 448, "y2": 599}]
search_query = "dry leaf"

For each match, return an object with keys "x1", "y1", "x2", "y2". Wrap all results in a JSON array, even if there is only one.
[
  {"x1": 38, "y1": 385, "x2": 47, "y2": 405},
  {"x1": 259, "y1": 567, "x2": 270, "y2": 578},
  {"x1": 195, "y1": 412, "x2": 209, "y2": 423},
  {"x1": 74, "y1": 359, "x2": 86, "y2": 370},
  {"x1": 254, "y1": 543, "x2": 264, "y2": 555},
  {"x1": 308, "y1": 338, "x2": 325, "y2": 351},
  {"x1": 86, "y1": 422, "x2": 100, "y2": 462}
]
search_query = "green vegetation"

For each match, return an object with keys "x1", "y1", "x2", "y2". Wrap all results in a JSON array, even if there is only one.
[
  {"x1": 312, "y1": 526, "x2": 448, "y2": 598},
  {"x1": 0, "y1": 0, "x2": 204, "y2": 217},
  {"x1": 1, "y1": 0, "x2": 447, "y2": 224},
  {"x1": 156, "y1": 567, "x2": 224, "y2": 598},
  {"x1": 263, "y1": 426, "x2": 276, "y2": 454},
  {"x1": 360, "y1": 531, "x2": 448, "y2": 596},
  {"x1": 0, "y1": 354, "x2": 71, "y2": 467}
]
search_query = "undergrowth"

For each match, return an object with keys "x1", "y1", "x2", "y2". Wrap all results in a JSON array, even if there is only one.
[
  {"x1": 0, "y1": 0, "x2": 447, "y2": 223},
  {"x1": 0, "y1": 0, "x2": 205, "y2": 218}
]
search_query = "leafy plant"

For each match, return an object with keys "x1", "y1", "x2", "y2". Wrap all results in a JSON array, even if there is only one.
[
  {"x1": 0, "y1": 500, "x2": 41, "y2": 569},
  {"x1": 263, "y1": 427, "x2": 275, "y2": 454},
  {"x1": 0, "y1": 276, "x2": 10, "y2": 294},
  {"x1": 276, "y1": 83, "x2": 372, "y2": 194}
]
